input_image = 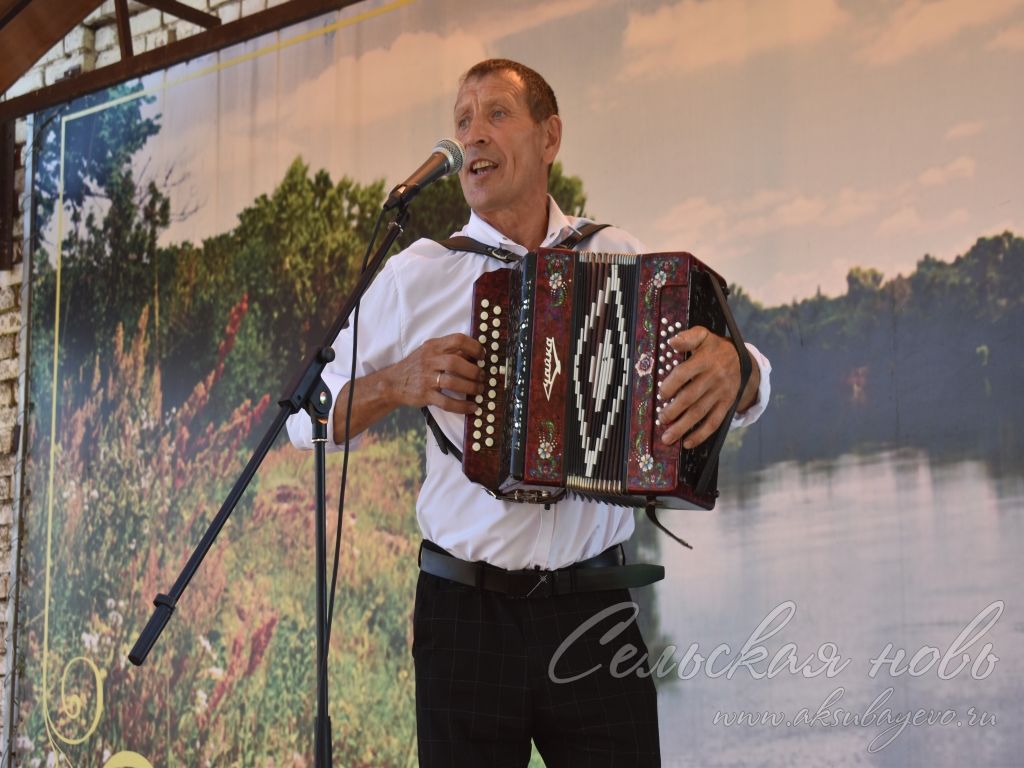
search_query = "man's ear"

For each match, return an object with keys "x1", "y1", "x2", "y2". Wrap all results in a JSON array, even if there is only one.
[{"x1": 542, "y1": 114, "x2": 563, "y2": 165}]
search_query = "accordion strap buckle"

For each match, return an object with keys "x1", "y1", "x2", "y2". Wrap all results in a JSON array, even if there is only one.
[{"x1": 485, "y1": 245, "x2": 520, "y2": 263}]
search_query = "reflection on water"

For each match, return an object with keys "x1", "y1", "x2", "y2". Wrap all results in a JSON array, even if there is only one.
[{"x1": 646, "y1": 449, "x2": 1024, "y2": 768}]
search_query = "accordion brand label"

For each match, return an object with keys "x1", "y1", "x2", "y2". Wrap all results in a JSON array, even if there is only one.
[{"x1": 543, "y1": 336, "x2": 561, "y2": 400}]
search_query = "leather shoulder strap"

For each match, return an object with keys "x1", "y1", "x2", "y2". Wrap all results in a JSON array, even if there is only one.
[
  {"x1": 645, "y1": 501, "x2": 693, "y2": 550},
  {"x1": 556, "y1": 221, "x2": 612, "y2": 249},
  {"x1": 421, "y1": 406, "x2": 462, "y2": 462},
  {"x1": 435, "y1": 236, "x2": 520, "y2": 263},
  {"x1": 434, "y1": 221, "x2": 613, "y2": 261}
]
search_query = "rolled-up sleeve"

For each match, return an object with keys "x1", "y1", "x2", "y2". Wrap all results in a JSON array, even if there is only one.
[
  {"x1": 285, "y1": 353, "x2": 361, "y2": 451},
  {"x1": 730, "y1": 342, "x2": 771, "y2": 429},
  {"x1": 285, "y1": 260, "x2": 404, "y2": 451}
]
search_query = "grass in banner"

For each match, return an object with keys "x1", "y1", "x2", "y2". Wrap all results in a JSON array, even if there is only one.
[{"x1": 18, "y1": 297, "x2": 427, "y2": 765}]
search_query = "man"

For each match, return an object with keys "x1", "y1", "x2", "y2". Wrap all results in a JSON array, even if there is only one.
[{"x1": 288, "y1": 59, "x2": 771, "y2": 767}]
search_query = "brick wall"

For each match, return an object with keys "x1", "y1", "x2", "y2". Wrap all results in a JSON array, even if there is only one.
[
  {"x1": 0, "y1": 88, "x2": 30, "y2": 768},
  {"x1": 0, "y1": 0, "x2": 286, "y2": 755}
]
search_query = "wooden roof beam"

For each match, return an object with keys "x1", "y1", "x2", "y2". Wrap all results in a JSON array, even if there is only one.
[
  {"x1": 139, "y1": 0, "x2": 221, "y2": 30},
  {"x1": 0, "y1": 0, "x2": 360, "y2": 122},
  {"x1": 114, "y1": 0, "x2": 133, "y2": 60},
  {"x1": 0, "y1": 0, "x2": 104, "y2": 94}
]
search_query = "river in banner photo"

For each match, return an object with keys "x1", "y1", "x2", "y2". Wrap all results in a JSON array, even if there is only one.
[{"x1": 624, "y1": 449, "x2": 1024, "y2": 768}]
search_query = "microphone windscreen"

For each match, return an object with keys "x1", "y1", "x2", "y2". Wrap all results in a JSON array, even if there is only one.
[{"x1": 433, "y1": 138, "x2": 465, "y2": 174}]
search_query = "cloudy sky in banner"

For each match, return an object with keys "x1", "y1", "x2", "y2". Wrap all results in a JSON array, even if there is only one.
[{"x1": 142, "y1": 0, "x2": 1023, "y2": 306}]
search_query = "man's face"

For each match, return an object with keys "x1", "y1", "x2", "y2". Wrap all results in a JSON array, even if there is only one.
[{"x1": 453, "y1": 70, "x2": 561, "y2": 220}]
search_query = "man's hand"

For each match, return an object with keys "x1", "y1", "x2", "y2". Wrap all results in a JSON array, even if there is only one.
[
  {"x1": 386, "y1": 333, "x2": 486, "y2": 414},
  {"x1": 656, "y1": 326, "x2": 760, "y2": 449},
  {"x1": 332, "y1": 333, "x2": 485, "y2": 444}
]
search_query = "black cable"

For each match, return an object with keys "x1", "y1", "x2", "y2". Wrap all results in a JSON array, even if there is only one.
[{"x1": 319, "y1": 207, "x2": 388, "y2": 694}]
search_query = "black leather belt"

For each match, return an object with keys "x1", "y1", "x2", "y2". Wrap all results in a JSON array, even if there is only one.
[{"x1": 418, "y1": 540, "x2": 665, "y2": 598}]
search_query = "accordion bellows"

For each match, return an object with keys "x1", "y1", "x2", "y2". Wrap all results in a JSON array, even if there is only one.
[{"x1": 463, "y1": 247, "x2": 736, "y2": 510}]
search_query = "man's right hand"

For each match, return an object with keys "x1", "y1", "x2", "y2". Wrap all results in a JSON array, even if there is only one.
[
  {"x1": 387, "y1": 333, "x2": 486, "y2": 414},
  {"x1": 332, "y1": 333, "x2": 485, "y2": 444}
]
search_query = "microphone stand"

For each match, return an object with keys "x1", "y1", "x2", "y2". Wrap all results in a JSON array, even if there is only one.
[{"x1": 129, "y1": 203, "x2": 412, "y2": 768}]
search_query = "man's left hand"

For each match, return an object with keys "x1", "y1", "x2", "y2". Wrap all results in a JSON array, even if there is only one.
[{"x1": 657, "y1": 326, "x2": 760, "y2": 449}]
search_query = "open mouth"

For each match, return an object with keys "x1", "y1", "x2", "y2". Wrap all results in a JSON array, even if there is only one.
[{"x1": 470, "y1": 159, "x2": 498, "y2": 176}]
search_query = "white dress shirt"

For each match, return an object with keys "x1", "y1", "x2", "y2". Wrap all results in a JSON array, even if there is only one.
[{"x1": 287, "y1": 198, "x2": 772, "y2": 570}]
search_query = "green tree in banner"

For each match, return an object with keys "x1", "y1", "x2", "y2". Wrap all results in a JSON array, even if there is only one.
[
  {"x1": 32, "y1": 82, "x2": 161, "y2": 244},
  {"x1": 732, "y1": 231, "x2": 1024, "y2": 466},
  {"x1": 157, "y1": 158, "x2": 386, "y2": 416}
]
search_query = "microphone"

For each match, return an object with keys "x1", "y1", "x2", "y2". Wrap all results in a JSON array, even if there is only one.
[{"x1": 383, "y1": 138, "x2": 465, "y2": 211}]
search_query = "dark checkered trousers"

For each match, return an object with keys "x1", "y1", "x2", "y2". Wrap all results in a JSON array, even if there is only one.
[{"x1": 413, "y1": 541, "x2": 662, "y2": 768}]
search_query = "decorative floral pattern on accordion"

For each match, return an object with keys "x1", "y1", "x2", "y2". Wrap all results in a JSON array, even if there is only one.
[
  {"x1": 628, "y1": 254, "x2": 687, "y2": 489},
  {"x1": 521, "y1": 254, "x2": 574, "y2": 482},
  {"x1": 530, "y1": 419, "x2": 561, "y2": 480},
  {"x1": 545, "y1": 251, "x2": 570, "y2": 307}
]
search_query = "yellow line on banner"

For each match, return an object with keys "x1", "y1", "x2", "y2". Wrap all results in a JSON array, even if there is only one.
[
  {"x1": 40, "y1": 115, "x2": 75, "y2": 759},
  {"x1": 65, "y1": 0, "x2": 415, "y2": 123},
  {"x1": 39, "y1": 0, "x2": 415, "y2": 758}
]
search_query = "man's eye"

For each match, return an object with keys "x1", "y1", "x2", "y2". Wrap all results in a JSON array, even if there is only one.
[{"x1": 492, "y1": 109, "x2": 505, "y2": 119}]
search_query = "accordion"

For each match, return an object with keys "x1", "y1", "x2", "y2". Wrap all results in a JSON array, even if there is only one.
[{"x1": 463, "y1": 248, "x2": 749, "y2": 511}]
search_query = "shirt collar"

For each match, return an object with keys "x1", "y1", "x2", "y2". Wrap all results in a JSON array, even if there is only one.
[{"x1": 462, "y1": 196, "x2": 578, "y2": 255}]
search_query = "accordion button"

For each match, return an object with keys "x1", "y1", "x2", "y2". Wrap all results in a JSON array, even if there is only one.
[
  {"x1": 485, "y1": 438, "x2": 494, "y2": 447},
  {"x1": 480, "y1": 322, "x2": 488, "y2": 332},
  {"x1": 481, "y1": 299, "x2": 490, "y2": 308},
  {"x1": 473, "y1": 442, "x2": 481, "y2": 451},
  {"x1": 489, "y1": 377, "x2": 497, "y2": 386},
  {"x1": 475, "y1": 395, "x2": 483, "y2": 403},
  {"x1": 492, "y1": 317, "x2": 500, "y2": 327},
  {"x1": 491, "y1": 330, "x2": 500, "y2": 339},
  {"x1": 490, "y1": 354, "x2": 498, "y2": 363},
  {"x1": 473, "y1": 430, "x2": 481, "y2": 439},
  {"x1": 486, "y1": 426, "x2": 495, "y2": 435},
  {"x1": 478, "y1": 335, "x2": 487, "y2": 343},
  {"x1": 476, "y1": 407, "x2": 483, "y2": 416},
  {"x1": 487, "y1": 414, "x2": 495, "y2": 423},
  {"x1": 478, "y1": 359, "x2": 485, "y2": 368},
  {"x1": 481, "y1": 311, "x2": 488, "y2": 320},
  {"x1": 491, "y1": 342, "x2": 499, "y2": 351},
  {"x1": 494, "y1": 306, "x2": 502, "y2": 315},
  {"x1": 487, "y1": 402, "x2": 496, "y2": 411},
  {"x1": 488, "y1": 389, "x2": 497, "y2": 398},
  {"x1": 661, "y1": 317, "x2": 667, "y2": 324}
]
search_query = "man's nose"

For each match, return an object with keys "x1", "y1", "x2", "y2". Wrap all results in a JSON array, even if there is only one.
[{"x1": 463, "y1": 114, "x2": 490, "y2": 144}]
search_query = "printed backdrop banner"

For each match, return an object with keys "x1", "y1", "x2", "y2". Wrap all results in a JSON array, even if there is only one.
[{"x1": 13, "y1": 0, "x2": 1023, "y2": 766}]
